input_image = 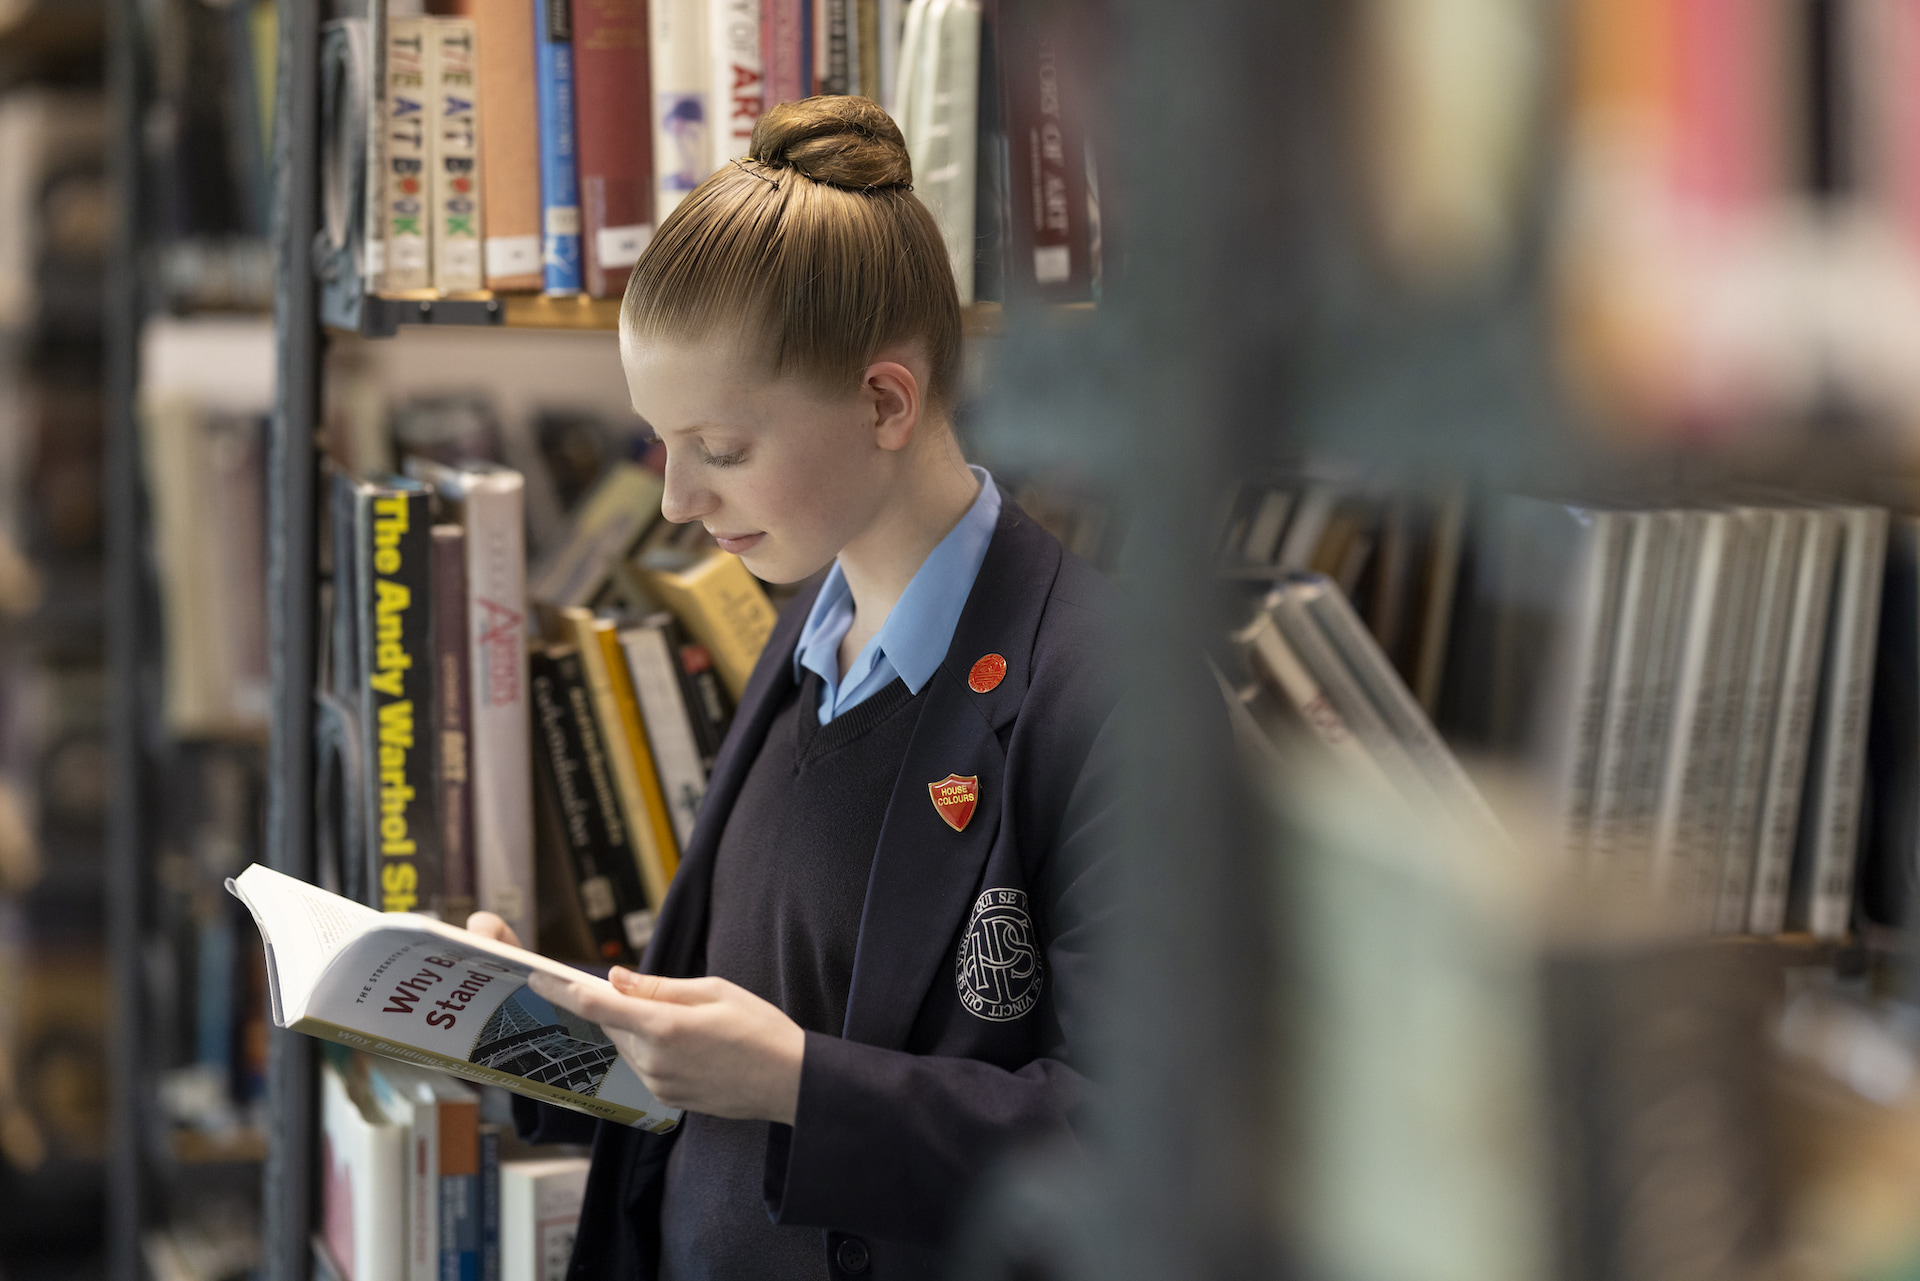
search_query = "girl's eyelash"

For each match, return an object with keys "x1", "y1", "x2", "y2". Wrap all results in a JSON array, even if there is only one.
[{"x1": 704, "y1": 448, "x2": 747, "y2": 468}]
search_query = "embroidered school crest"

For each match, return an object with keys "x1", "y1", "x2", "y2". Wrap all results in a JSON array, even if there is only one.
[
  {"x1": 956, "y1": 889, "x2": 1042, "y2": 1021},
  {"x1": 928, "y1": 774, "x2": 979, "y2": 832}
]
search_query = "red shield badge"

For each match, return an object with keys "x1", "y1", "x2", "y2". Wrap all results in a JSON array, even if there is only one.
[{"x1": 928, "y1": 774, "x2": 980, "y2": 832}]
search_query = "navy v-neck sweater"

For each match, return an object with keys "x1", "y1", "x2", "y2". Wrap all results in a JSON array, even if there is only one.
[{"x1": 659, "y1": 670, "x2": 926, "y2": 1281}]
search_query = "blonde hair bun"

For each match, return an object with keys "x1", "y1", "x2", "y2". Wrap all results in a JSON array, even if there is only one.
[{"x1": 749, "y1": 96, "x2": 913, "y2": 192}]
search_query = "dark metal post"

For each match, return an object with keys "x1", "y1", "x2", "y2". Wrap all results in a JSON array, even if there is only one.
[{"x1": 264, "y1": 0, "x2": 324, "y2": 1275}]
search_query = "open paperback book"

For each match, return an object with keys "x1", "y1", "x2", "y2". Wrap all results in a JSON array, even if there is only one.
[{"x1": 228, "y1": 863, "x2": 681, "y2": 1132}]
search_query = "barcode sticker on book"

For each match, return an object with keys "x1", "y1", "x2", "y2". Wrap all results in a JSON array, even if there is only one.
[
  {"x1": 580, "y1": 875, "x2": 616, "y2": 920},
  {"x1": 1033, "y1": 244, "x2": 1070, "y2": 284},
  {"x1": 486, "y1": 236, "x2": 541, "y2": 277},
  {"x1": 597, "y1": 224, "x2": 653, "y2": 269}
]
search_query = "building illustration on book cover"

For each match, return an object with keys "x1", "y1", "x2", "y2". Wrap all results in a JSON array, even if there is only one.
[{"x1": 468, "y1": 987, "x2": 618, "y2": 1095}]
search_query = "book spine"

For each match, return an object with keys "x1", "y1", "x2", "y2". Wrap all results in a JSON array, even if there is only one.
[
  {"x1": 1547, "y1": 511, "x2": 1627, "y2": 863},
  {"x1": 408, "y1": 1101, "x2": 439, "y2": 1281},
  {"x1": 359, "y1": 486, "x2": 439, "y2": 913},
  {"x1": 528, "y1": 648, "x2": 650, "y2": 964},
  {"x1": 1233, "y1": 613, "x2": 1397, "y2": 796},
  {"x1": 618, "y1": 623, "x2": 708, "y2": 848},
  {"x1": 595, "y1": 622, "x2": 682, "y2": 887},
  {"x1": 651, "y1": 0, "x2": 710, "y2": 220},
  {"x1": 855, "y1": 0, "x2": 877, "y2": 98},
  {"x1": 1804, "y1": 507, "x2": 1890, "y2": 939},
  {"x1": 439, "y1": 1100, "x2": 481, "y2": 1281},
  {"x1": 534, "y1": 0, "x2": 583, "y2": 295},
  {"x1": 671, "y1": 626, "x2": 732, "y2": 768},
  {"x1": 465, "y1": 477, "x2": 535, "y2": 946},
  {"x1": 761, "y1": 0, "x2": 806, "y2": 106},
  {"x1": 1750, "y1": 513, "x2": 1841, "y2": 933},
  {"x1": 920, "y1": 0, "x2": 981, "y2": 304},
  {"x1": 997, "y1": 2, "x2": 1091, "y2": 301},
  {"x1": 432, "y1": 526, "x2": 476, "y2": 921},
  {"x1": 563, "y1": 609, "x2": 674, "y2": 911},
  {"x1": 644, "y1": 553, "x2": 775, "y2": 701},
  {"x1": 431, "y1": 18, "x2": 484, "y2": 293},
  {"x1": 479, "y1": 1125, "x2": 501, "y2": 1281},
  {"x1": 876, "y1": 0, "x2": 901, "y2": 107},
  {"x1": 821, "y1": 0, "x2": 848, "y2": 92},
  {"x1": 709, "y1": 0, "x2": 764, "y2": 170},
  {"x1": 473, "y1": 0, "x2": 544, "y2": 289},
  {"x1": 384, "y1": 17, "x2": 434, "y2": 292},
  {"x1": 571, "y1": 0, "x2": 655, "y2": 299}
]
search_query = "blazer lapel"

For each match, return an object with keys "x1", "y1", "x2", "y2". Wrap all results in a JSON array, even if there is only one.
[
  {"x1": 642, "y1": 578, "x2": 820, "y2": 978},
  {"x1": 840, "y1": 501, "x2": 1063, "y2": 1049}
]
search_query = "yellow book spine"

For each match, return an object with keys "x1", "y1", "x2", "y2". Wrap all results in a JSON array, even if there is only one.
[
  {"x1": 594, "y1": 620, "x2": 681, "y2": 884},
  {"x1": 561, "y1": 608, "x2": 671, "y2": 909}
]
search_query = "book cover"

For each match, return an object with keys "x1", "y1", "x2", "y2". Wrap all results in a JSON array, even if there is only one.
[
  {"x1": 384, "y1": 16, "x2": 434, "y2": 293},
  {"x1": 534, "y1": 0, "x2": 584, "y2": 294},
  {"x1": 709, "y1": 0, "x2": 764, "y2": 169},
  {"x1": 230, "y1": 864, "x2": 681, "y2": 1131},
  {"x1": 571, "y1": 0, "x2": 655, "y2": 299},
  {"x1": 431, "y1": 525, "x2": 476, "y2": 925},
  {"x1": 471, "y1": 0, "x2": 544, "y2": 289},
  {"x1": 528, "y1": 462, "x2": 663, "y2": 609},
  {"x1": 354, "y1": 478, "x2": 439, "y2": 916},
  {"x1": 430, "y1": 18, "x2": 485, "y2": 293},
  {"x1": 996, "y1": 0, "x2": 1092, "y2": 301},
  {"x1": 617, "y1": 618, "x2": 708, "y2": 847},
  {"x1": 640, "y1": 551, "x2": 776, "y2": 701},
  {"x1": 651, "y1": 0, "x2": 710, "y2": 219},
  {"x1": 528, "y1": 648, "x2": 654, "y2": 963}
]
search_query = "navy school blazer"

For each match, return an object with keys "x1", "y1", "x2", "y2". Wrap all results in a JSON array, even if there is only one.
[{"x1": 521, "y1": 493, "x2": 1124, "y2": 1280}]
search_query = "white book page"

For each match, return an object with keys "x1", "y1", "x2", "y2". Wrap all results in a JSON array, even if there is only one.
[{"x1": 229, "y1": 864, "x2": 385, "y2": 1024}]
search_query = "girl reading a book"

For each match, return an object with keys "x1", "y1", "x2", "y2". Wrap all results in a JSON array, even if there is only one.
[{"x1": 468, "y1": 95, "x2": 1120, "y2": 1281}]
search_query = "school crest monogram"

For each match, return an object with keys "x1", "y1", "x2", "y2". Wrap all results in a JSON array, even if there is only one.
[{"x1": 956, "y1": 889, "x2": 1042, "y2": 1021}]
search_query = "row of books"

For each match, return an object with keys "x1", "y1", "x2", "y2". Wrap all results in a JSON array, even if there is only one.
[
  {"x1": 324, "y1": 457, "x2": 776, "y2": 959},
  {"x1": 326, "y1": 0, "x2": 1100, "y2": 307},
  {"x1": 319, "y1": 1049, "x2": 589, "y2": 1281},
  {"x1": 1230, "y1": 484, "x2": 1917, "y2": 943}
]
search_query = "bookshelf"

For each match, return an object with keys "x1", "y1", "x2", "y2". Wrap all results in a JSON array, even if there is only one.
[{"x1": 335, "y1": 295, "x2": 1042, "y2": 337}]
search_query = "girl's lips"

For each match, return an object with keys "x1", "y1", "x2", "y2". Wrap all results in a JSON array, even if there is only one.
[{"x1": 712, "y1": 532, "x2": 765, "y2": 555}]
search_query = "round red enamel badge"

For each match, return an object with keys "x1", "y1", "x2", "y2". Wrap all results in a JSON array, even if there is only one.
[{"x1": 968, "y1": 653, "x2": 1007, "y2": 693}]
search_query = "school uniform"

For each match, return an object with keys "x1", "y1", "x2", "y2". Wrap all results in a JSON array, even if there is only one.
[{"x1": 519, "y1": 472, "x2": 1123, "y2": 1280}]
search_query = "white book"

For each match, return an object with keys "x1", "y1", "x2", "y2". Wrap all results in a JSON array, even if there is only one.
[
  {"x1": 1587, "y1": 512, "x2": 1665, "y2": 882},
  {"x1": 500, "y1": 1159, "x2": 591, "y2": 1281},
  {"x1": 383, "y1": 16, "x2": 434, "y2": 291},
  {"x1": 1712, "y1": 510, "x2": 1800, "y2": 933},
  {"x1": 1649, "y1": 512, "x2": 1748, "y2": 922},
  {"x1": 1798, "y1": 506, "x2": 1889, "y2": 939},
  {"x1": 1274, "y1": 483, "x2": 1343, "y2": 572},
  {"x1": 428, "y1": 18, "x2": 483, "y2": 293},
  {"x1": 1233, "y1": 611, "x2": 1399, "y2": 800},
  {"x1": 321, "y1": 1062, "x2": 407, "y2": 1281},
  {"x1": 651, "y1": 0, "x2": 710, "y2": 219},
  {"x1": 1749, "y1": 511, "x2": 1841, "y2": 934},
  {"x1": 891, "y1": 0, "x2": 931, "y2": 126},
  {"x1": 708, "y1": 0, "x2": 762, "y2": 171},
  {"x1": 1624, "y1": 512, "x2": 1701, "y2": 894},
  {"x1": 1242, "y1": 488, "x2": 1296, "y2": 565},
  {"x1": 618, "y1": 619, "x2": 708, "y2": 849},
  {"x1": 405, "y1": 460, "x2": 534, "y2": 945},
  {"x1": 877, "y1": 0, "x2": 906, "y2": 110},
  {"x1": 909, "y1": 0, "x2": 978, "y2": 302}
]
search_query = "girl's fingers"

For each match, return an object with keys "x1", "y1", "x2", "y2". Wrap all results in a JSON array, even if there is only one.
[
  {"x1": 528, "y1": 970, "x2": 675, "y2": 1038},
  {"x1": 609, "y1": 968, "x2": 714, "y2": 1005}
]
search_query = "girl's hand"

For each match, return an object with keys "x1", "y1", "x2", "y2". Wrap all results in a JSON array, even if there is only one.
[
  {"x1": 464, "y1": 911, "x2": 523, "y2": 949},
  {"x1": 526, "y1": 967, "x2": 805, "y2": 1125}
]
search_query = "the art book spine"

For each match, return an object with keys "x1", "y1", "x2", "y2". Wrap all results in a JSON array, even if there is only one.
[
  {"x1": 761, "y1": 0, "x2": 806, "y2": 106},
  {"x1": 651, "y1": 0, "x2": 710, "y2": 221},
  {"x1": 997, "y1": 0, "x2": 1091, "y2": 301},
  {"x1": 534, "y1": 0, "x2": 584, "y2": 294},
  {"x1": 359, "y1": 485, "x2": 440, "y2": 914},
  {"x1": 432, "y1": 526, "x2": 476, "y2": 923},
  {"x1": 473, "y1": 0, "x2": 544, "y2": 289},
  {"x1": 358, "y1": 14, "x2": 387, "y2": 291},
  {"x1": 384, "y1": 16, "x2": 435, "y2": 292},
  {"x1": 528, "y1": 648, "x2": 652, "y2": 964},
  {"x1": 709, "y1": 0, "x2": 764, "y2": 169},
  {"x1": 464, "y1": 476, "x2": 535, "y2": 946},
  {"x1": 430, "y1": 18, "x2": 485, "y2": 293},
  {"x1": 571, "y1": 0, "x2": 655, "y2": 299}
]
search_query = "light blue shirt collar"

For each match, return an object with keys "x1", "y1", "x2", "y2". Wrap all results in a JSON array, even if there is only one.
[{"x1": 793, "y1": 466, "x2": 1002, "y2": 724}]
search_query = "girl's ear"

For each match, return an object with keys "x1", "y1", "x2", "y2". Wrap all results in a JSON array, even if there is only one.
[{"x1": 864, "y1": 359, "x2": 922, "y2": 451}]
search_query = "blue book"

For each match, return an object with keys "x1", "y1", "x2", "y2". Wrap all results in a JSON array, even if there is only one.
[
  {"x1": 534, "y1": 0, "x2": 582, "y2": 294},
  {"x1": 441, "y1": 1164, "x2": 480, "y2": 1281},
  {"x1": 479, "y1": 1125, "x2": 501, "y2": 1281}
]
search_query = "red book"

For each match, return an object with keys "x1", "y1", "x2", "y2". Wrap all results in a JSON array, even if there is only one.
[
  {"x1": 571, "y1": 0, "x2": 656, "y2": 298},
  {"x1": 761, "y1": 0, "x2": 807, "y2": 107},
  {"x1": 998, "y1": 0, "x2": 1094, "y2": 303}
]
